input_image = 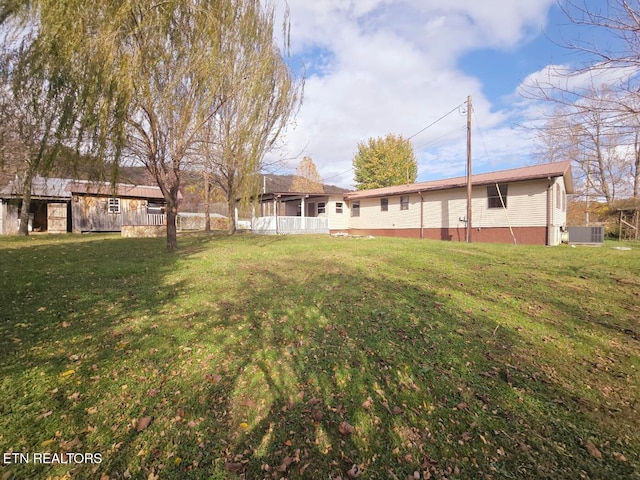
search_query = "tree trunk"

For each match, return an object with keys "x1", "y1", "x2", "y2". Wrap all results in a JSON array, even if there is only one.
[
  {"x1": 227, "y1": 175, "x2": 236, "y2": 235},
  {"x1": 634, "y1": 131, "x2": 640, "y2": 198},
  {"x1": 204, "y1": 173, "x2": 211, "y2": 232},
  {"x1": 166, "y1": 200, "x2": 178, "y2": 253},
  {"x1": 165, "y1": 182, "x2": 180, "y2": 253},
  {"x1": 227, "y1": 194, "x2": 236, "y2": 235},
  {"x1": 18, "y1": 175, "x2": 33, "y2": 236}
]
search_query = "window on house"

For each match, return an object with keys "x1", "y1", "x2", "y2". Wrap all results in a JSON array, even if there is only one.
[
  {"x1": 351, "y1": 201, "x2": 360, "y2": 217},
  {"x1": 381, "y1": 198, "x2": 388, "y2": 211},
  {"x1": 487, "y1": 184, "x2": 508, "y2": 208},
  {"x1": 556, "y1": 184, "x2": 561, "y2": 210},
  {"x1": 562, "y1": 189, "x2": 566, "y2": 212},
  {"x1": 147, "y1": 202, "x2": 165, "y2": 214},
  {"x1": 336, "y1": 202, "x2": 343, "y2": 214},
  {"x1": 400, "y1": 195, "x2": 409, "y2": 210},
  {"x1": 318, "y1": 202, "x2": 326, "y2": 214},
  {"x1": 108, "y1": 198, "x2": 121, "y2": 214}
]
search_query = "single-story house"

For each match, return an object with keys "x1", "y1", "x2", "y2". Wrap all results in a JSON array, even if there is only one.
[
  {"x1": 0, "y1": 176, "x2": 170, "y2": 235},
  {"x1": 252, "y1": 161, "x2": 574, "y2": 246}
]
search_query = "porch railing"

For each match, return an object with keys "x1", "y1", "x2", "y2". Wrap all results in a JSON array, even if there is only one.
[
  {"x1": 252, "y1": 216, "x2": 329, "y2": 235},
  {"x1": 121, "y1": 208, "x2": 166, "y2": 226}
]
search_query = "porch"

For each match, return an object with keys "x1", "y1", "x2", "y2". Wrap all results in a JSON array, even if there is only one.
[
  {"x1": 251, "y1": 192, "x2": 330, "y2": 235},
  {"x1": 252, "y1": 216, "x2": 329, "y2": 235}
]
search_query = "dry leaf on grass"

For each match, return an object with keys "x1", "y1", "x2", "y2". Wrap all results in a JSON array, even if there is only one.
[
  {"x1": 347, "y1": 464, "x2": 361, "y2": 477},
  {"x1": 583, "y1": 439, "x2": 602, "y2": 459},
  {"x1": 339, "y1": 421, "x2": 354, "y2": 436},
  {"x1": 136, "y1": 417, "x2": 152, "y2": 432}
]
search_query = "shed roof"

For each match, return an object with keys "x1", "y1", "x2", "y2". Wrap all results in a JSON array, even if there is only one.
[
  {"x1": 0, "y1": 176, "x2": 73, "y2": 200},
  {"x1": 0, "y1": 176, "x2": 170, "y2": 201},
  {"x1": 344, "y1": 161, "x2": 574, "y2": 200},
  {"x1": 67, "y1": 181, "x2": 167, "y2": 199}
]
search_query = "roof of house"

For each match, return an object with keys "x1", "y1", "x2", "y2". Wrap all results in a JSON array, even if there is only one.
[
  {"x1": 0, "y1": 176, "x2": 73, "y2": 199},
  {"x1": 67, "y1": 180, "x2": 166, "y2": 199},
  {"x1": 0, "y1": 176, "x2": 169, "y2": 200},
  {"x1": 344, "y1": 161, "x2": 574, "y2": 200},
  {"x1": 260, "y1": 192, "x2": 344, "y2": 201}
]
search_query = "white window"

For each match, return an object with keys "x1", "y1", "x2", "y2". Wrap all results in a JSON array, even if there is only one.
[
  {"x1": 336, "y1": 202, "x2": 343, "y2": 214},
  {"x1": 400, "y1": 196, "x2": 409, "y2": 210},
  {"x1": 351, "y1": 201, "x2": 360, "y2": 217},
  {"x1": 108, "y1": 198, "x2": 121, "y2": 214},
  {"x1": 318, "y1": 202, "x2": 326, "y2": 214}
]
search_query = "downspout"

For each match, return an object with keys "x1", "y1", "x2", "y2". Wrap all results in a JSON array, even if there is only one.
[{"x1": 419, "y1": 191, "x2": 424, "y2": 239}]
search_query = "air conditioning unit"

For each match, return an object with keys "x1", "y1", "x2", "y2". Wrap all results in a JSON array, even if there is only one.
[{"x1": 567, "y1": 226, "x2": 604, "y2": 245}]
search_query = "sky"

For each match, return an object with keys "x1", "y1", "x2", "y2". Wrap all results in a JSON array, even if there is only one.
[{"x1": 266, "y1": 0, "x2": 622, "y2": 189}]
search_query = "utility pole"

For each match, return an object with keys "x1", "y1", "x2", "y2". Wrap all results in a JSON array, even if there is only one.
[{"x1": 466, "y1": 95, "x2": 472, "y2": 243}]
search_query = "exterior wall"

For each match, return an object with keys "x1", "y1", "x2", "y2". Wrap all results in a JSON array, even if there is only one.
[
  {"x1": 348, "y1": 194, "x2": 421, "y2": 231},
  {"x1": 0, "y1": 201, "x2": 20, "y2": 235},
  {"x1": 348, "y1": 226, "x2": 547, "y2": 244},
  {"x1": 72, "y1": 195, "x2": 149, "y2": 232},
  {"x1": 121, "y1": 225, "x2": 166, "y2": 238},
  {"x1": 346, "y1": 178, "x2": 560, "y2": 245},
  {"x1": 324, "y1": 197, "x2": 349, "y2": 231},
  {"x1": 0, "y1": 201, "x2": 5, "y2": 234}
]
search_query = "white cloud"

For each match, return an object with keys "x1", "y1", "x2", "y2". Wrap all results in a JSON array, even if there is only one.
[{"x1": 270, "y1": 0, "x2": 557, "y2": 188}]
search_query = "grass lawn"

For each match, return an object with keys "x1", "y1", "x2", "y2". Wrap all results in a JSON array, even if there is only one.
[{"x1": 0, "y1": 232, "x2": 639, "y2": 480}]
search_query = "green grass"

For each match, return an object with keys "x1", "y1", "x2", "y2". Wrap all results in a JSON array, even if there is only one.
[{"x1": 0, "y1": 233, "x2": 639, "y2": 480}]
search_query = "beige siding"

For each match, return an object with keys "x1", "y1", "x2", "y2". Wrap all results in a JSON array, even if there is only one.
[
  {"x1": 349, "y1": 178, "x2": 556, "y2": 232},
  {"x1": 325, "y1": 197, "x2": 349, "y2": 230},
  {"x1": 474, "y1": 180, "x2": 549, "y2": 228},
  {"x1": 349, "y1": 194, "x2": 421, "y2": 230}
]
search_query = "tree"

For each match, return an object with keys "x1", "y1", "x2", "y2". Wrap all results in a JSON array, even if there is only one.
[
  {"x1": 202, "y1": 4, "x2": 303, "y2": 234},
  {"x1": 523, "y1": 0, "x2": 640, "y2": 201},
  {"x1": 353, "y1": 133, "x2": 417, "y2": 190},
  {"x1": 290, "y1": 156, "x2": 323, "y2": 193},
  {"x1": 5, "y1": 0, "x2": 300, "y2": 251},
  {"x1": 0, "y1": 17, "x2": 84, "y2": 235},
  {"x1": 534, "y1": 86, "x2": 639, "y2": 208}
]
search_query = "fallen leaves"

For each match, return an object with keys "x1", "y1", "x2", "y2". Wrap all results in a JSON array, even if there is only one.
[
  {"x1": 339, "y1": 421, "x2": 354, "y2": 436},
  {"x1": 583, "y1": 439, "x2": 602, "y2": 460},
  {"x1": 347, "y1": 464, "x2": 361, "y2": 478},
  {"x1": 136, "y1": 416, "x2": 152, "y2": 432}
]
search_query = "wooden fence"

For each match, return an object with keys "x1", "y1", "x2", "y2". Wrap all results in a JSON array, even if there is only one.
[{"x1": 121, "y1": 209, "x2": 166, "y2": 226}]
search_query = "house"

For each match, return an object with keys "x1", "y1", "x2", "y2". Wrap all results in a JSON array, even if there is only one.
[
  {"x1": 252, "y1": 192, "x2": 348, "y2": 234},
  {"x1": 253, "y1": 161, "x2": 574, "y2": 246},
  {"x1": 0, "y1": 176, "x2": 169, "y2": 235}
]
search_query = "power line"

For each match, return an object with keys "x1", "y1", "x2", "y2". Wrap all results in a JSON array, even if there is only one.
[{"x1": 407, "y1": 102, "x2": 467, "y2": 141}]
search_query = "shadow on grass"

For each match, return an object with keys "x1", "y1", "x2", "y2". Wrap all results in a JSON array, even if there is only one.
[{"x1": 0, "y1": 234, "x2": 638, "y2": 479}]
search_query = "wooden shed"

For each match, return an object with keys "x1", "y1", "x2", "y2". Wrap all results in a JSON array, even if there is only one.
[{"x1": 0, "y1": 176, "x2": 170, "y2": 234}]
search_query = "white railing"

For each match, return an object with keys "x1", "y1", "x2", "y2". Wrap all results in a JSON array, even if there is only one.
[{"x1": 252, "y1": 216, "x2": 329, "y2": 235}]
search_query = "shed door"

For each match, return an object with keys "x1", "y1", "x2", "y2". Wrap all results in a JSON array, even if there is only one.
[{"x1": 48, "y1": 203, "x2": 68, "y2": 233}]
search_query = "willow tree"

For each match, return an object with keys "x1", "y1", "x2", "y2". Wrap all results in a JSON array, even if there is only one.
[
  {"x1": 5, "y1": 0, "x2": 298, "y2": 251},
  {"x1": 202, "y1": 2, "x2": 303, "y2": 234},
  {"x1": 0, "y1": 14, "x2": 88, "y2": 235}
]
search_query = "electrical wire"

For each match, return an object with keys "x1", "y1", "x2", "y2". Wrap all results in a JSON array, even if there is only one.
[{"x1": 407, "y1": 102, "x2": 467, "y2": 141}]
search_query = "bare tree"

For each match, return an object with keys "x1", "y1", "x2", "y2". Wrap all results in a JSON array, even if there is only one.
[{"x1": 523, "y1": 0, "x2": 640, "y2": 201}]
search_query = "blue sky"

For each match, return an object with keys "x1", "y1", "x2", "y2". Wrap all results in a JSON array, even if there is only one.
[{"x1": 270, "y1": 0, "x2": 621, "y2": 189}]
